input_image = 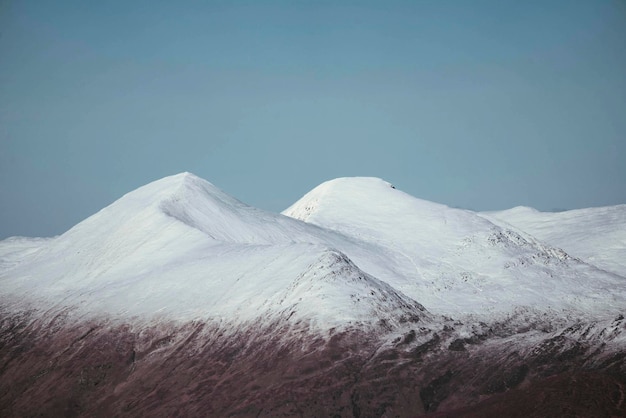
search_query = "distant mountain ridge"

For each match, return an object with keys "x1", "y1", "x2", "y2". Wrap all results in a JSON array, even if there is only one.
[{"x1": 481, "y1": 204, "x2": 626, "y2": 277}]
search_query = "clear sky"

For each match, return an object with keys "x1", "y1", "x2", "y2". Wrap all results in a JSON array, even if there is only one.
[{"x1": 1, "y1": 1, "x2": 625, "y2": 239}]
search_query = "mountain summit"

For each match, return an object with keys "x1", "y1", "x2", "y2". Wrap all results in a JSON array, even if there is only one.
[{"x1": 1, "y1": 173, "x2": 625, "y2": 417}]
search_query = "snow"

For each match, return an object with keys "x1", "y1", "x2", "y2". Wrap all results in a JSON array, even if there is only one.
[
  {"x1": 481, "y1": 205, "x2": 626, "y2": 278},
  {"x1": 283, "y1": 177, "x2": 626, "y2": 318},
  {"x1": 1, "y1": 173, "x2": 624, "y2": 330},
  {"x1": 0, "y1": 236, "x2": 52, "y2": 271},
  {"x1": 0, "y1": 174, "x2": 425, "y2": 330}
]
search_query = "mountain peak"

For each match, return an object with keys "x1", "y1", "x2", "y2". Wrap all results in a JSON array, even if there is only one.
[
  {"x1": 55, "y1": 172, "x2": 239, "y2": 243},
  {"x1": 120, "y1": 171, "x2": 222, "y2": 204},
  {"x1": 319, "y1": 176, "x2": 396, "y2": 189},
  {"x1": 282, "y1": 177, "x2": 410, "y2": 223},
  {"x1": 307, "y1": 177, "x2": 397, "y2": 200}
]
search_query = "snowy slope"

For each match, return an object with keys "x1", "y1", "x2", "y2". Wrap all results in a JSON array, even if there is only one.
[
  {"x1": 0, "y1": 173, "x2": 427, "y2": 331},
  {"x1": 481, "y1": 205, "x2": 626, "y2": 278},
  {"x1": 0, "y1": 236, "x2": 52, "y2": 271},
  {"x1": 283, "y1": 177, "x2": 626, "y2": 318}
]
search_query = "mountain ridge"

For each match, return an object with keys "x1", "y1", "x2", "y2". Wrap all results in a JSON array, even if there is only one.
[
  {"x1": 481, "y1": 203, "x2": 626, "y2": 277},
  {"x1": 2, "y1": 173, "x2": 624, "y2": 321}
]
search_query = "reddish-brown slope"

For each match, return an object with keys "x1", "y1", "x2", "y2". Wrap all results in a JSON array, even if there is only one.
[{"x1": 1, "y1": 312, "x2": 624, "y2": 417}]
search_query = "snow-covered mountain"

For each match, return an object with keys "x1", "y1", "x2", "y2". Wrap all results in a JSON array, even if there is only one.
[
  {"x1": 283, "y1": 177, "x2": 625, "y2": 318},
  {"x1": 0, "y1": 173, "x2": 428, "y2": 330},
  {"x1": 1, "y1": 173, "x2": 624, "y2": 417}
]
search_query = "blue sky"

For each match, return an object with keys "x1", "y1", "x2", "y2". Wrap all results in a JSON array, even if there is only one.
[{"x1": 1, "y1": 1, "x2": 625, "y2": 238}]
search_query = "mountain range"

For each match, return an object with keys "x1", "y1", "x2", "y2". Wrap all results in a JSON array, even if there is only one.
[{"x1": 1, "y1": 173, "x2": 625, "y2": 417}]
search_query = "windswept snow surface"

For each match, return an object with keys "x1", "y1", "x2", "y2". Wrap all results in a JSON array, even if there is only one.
[
  {"x1": 1, "y1": 173, "x2": 624, "y2": 329},
  {"x1": 481, "y1": 205, "x2": 626, "y2": 278}
]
